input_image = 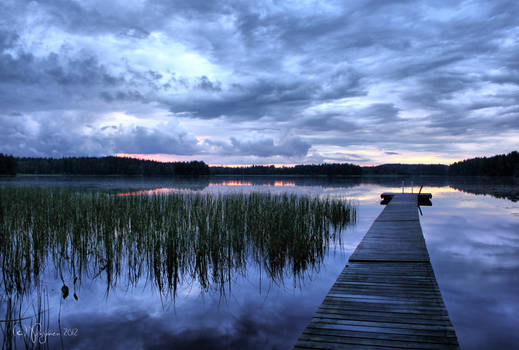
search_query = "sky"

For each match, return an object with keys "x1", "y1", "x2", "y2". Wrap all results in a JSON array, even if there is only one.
[{"x1": 1, "y1": 0, "x2": 518, "y2": 166}]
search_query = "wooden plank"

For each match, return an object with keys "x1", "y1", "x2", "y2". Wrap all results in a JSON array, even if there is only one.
[
  {"x1": 314, "y1": 309, "x2": 454, "y2": 326},
  {"x1": 294, "y1": 193, "x2": 460, "y2": 350},
  {"x1": 297, "y1": 333, "x2": 458, "y2": 350},
  {"x1": 302, "y1": 326, "x2": 459, "y2": 344},
  {"x1": 349, "y1": 198, "x2": 429, "y2": 262},
  {"x1": 308, "y1": 317, "x2": 456, "y2": 333}
]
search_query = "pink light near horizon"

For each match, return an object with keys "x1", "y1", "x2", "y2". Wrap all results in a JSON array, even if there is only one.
[
  {"x1": 117, "y1": 188, "x2": 184, "y2": 196},
  {"x1": 116, "y1": 153, "x2": 182, "y2": 162},
  {"x1": 209, "y1": 180, "x2": 296, "y2": 187},
  {"x1": 117, "y1": 152, "x2": 465, "y2": 166},
  {"x1": 116, "y1": 153, "x2": 299, "y2": 167}
]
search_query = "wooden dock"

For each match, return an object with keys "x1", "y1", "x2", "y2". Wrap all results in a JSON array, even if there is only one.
[{"x1": 294, "y1": 193, "x2": 460, "y2": 350}]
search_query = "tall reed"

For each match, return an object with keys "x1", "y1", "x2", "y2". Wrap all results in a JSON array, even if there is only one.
[{"x1": 0, "y1": 187, "x2": 356, "y2": 299}]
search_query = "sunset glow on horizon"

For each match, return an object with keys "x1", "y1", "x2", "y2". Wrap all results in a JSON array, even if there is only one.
[{"x1": 116, "y1": 152, "x2": 463, "y2": 166}]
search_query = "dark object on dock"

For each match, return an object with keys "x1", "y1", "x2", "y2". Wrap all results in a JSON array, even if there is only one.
[
  {"x1": 381, "y1": 192, "x2": 432, "y2": 206},
  {"x1": 294, "y1": 193, "x2": 460, "y2": 350}
]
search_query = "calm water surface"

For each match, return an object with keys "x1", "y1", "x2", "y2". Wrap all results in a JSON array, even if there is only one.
[{"x1": 1, "y1": 176, "x2": 518, "y2": 349}]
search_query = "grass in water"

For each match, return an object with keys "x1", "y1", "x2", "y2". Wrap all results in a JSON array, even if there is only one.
[
  {"x1": 0, "y1": 187, "x2": 356, "y2": 299},
  {"x1": 1, "y1": 186, "x2": 356, "y2": 348}
]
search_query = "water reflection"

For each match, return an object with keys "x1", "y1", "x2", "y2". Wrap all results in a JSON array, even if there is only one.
[
  {"x1": 117, "y1": 187, "x2": 185, "y2": 196},
  {"x1": 0, "y1": 187, "x2": 355, "y2": 349},
  {"x1": 421, "y1": 194, "x2": 519, "y2": 349},
  {"x1": 0, "y1": 176, "x2": 518, "y2": 349},
  {"x1": 209, "y1": 180, "x2": 296, "y2": 187},
  {"x1": 0, "y1": 175, "x2": 211, "y2": 192},
  {"x1": 448, "y1": 176, "x2": 519, "y2": 202},
  {"x1": 211, "y1": 180, "x2": 254, "y2": 186},
  {"x1": 3, "y1": 175, "x2": 517, "y2": 203}
]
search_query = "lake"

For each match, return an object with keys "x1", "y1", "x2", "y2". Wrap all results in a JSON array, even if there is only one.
[{"x1": 1, "y1": 175, "x2": 518, "y2": 349}]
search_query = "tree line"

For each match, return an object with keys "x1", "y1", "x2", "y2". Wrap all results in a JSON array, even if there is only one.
[
  {"x1": 449, "y1": 151, "x2": 519, "y2": 176},
  {"x1": 0, "y1": 154, "x2": 16, "y2": 175},
  {"x1": 210, "y1": 163, "x2": 363, "y2": 176},
  {"x1": 210, "y1": 163, "x2": 450, "y2": 176},
  {"x1": 1, "y1": 151, "x2": 517, "y2": 176},
  {"x1": 362, "y1": 164, "x2": 448, "y2": 176},
  {"x1": 1, "y1": 155, "x2": 209, "y2": 176}
]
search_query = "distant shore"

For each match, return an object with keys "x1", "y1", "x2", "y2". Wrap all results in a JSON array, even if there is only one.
[{"x1": 1, "y1": 151, "x2": 517, "y2": 177}]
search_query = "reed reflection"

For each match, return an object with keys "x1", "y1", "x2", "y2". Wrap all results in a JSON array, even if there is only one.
[
  {"x1": 209, "y1": 180, "x2": 296, "y2": 187},
  {"x1": 0, "y1": 187, "x2": 356, "y2": 347}
]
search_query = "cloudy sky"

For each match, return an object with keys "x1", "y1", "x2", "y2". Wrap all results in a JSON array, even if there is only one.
[{"x1": 1, "y1": 0, "x2": 518, "y2": 165}]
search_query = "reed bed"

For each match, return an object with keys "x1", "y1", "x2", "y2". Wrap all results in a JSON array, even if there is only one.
[{"x1": 0, "y1": 187, "x2": 356, "y2": 299}]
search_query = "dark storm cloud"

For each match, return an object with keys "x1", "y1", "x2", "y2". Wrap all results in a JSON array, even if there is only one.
[
  {"x1": 0, "y1": 113, "x2": 200, "y2": 157},
  {"x1": 1, "y1": 0, "x2": 518, "y2": 159},
  {"x1": 27, "y1": 0, "x2": 231, "y2": 35},
  {"x1": 0, "y1": 52, "x2": 117, "y2": 87},
  {"x1": 0, "y1": 30, "x2": 215, "y2": 112},
  {"x1": 298, "y1": 113, "x2": 357, "y2": 133},
  {"x1": 298, "y1": 103, "x2": 400, "y2": 133},
  {"x1": 204, "y1": 136, "x2": 310, "y2": 157},
  {"x1": 163, "y1": 69, "x2": 364, "y2": 121},
  {"x1": 230, "y1": 136, "x2": 310, "y2": 157},
  {"x1": 0, "y1": 30, "x2": 123, "y2": 111},
  {"x1": 314, "y1": 152, "x2": 373, "y2": 164},
  {"x1": 106, "y1": 125, "x2": 200, "y2": 155},
  {"x1": 195, "y1": 76, "x2": 222, "y2": 92}
]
